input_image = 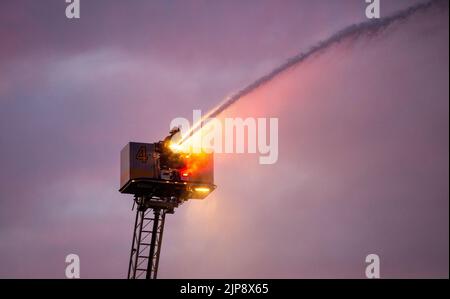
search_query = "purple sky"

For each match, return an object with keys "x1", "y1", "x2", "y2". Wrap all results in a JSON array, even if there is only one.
[{"x1": 0, "y1": 0, "x2": 448, "y2": 278}]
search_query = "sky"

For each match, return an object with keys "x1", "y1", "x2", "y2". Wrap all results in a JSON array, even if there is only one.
[{"x1": 0, "y1": 0, "x2": 448, "y2": 278}]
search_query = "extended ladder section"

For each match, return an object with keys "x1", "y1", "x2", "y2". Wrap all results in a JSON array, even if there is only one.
[{"x1": 127, "y1": 204, "x2": 167, "y2": 279}]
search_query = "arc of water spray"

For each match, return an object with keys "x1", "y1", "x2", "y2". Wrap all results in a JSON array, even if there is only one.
[{"x1": 179, "y1": 0, "x2": 445, "y2": 146}]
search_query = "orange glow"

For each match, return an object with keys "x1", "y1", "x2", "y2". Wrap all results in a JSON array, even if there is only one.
[{"x1": 183, "y1": 152, "x2": 211, "y2": 176}]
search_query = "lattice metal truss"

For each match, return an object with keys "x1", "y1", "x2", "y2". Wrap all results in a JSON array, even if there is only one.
[{"x1": 127, "y1": 202, "x2": 167, "y2": 279}]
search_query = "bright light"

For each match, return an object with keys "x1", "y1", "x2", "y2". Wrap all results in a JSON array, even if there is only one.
[
  {"x1": 194, "y1": 187, "x2": 210, "y2": 193},
  {"x1": 169, "y1": 142, "x2": 183, "y2": 152}
]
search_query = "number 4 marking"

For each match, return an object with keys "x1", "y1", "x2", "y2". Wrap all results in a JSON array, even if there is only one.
[{"x1": 136, "y1": 146, "x2": 148, "y2": 163}]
